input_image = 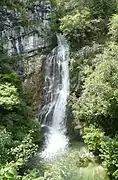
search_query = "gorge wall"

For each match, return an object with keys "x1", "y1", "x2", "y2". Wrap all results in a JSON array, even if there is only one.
[
  {"x1": 0, "y1": 1, "x2": 51, "y2": 55},
  {"x1": 0, "y1": 1, "x2": 54, "y2": 115}
]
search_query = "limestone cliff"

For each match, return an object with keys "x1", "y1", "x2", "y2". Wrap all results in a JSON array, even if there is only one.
[
  {"x1": 0, "y1": 1, "x2": 53, "y2": 115},
  {"x1": 0, "y1": 1, "x2": 51, "y2": 55}
]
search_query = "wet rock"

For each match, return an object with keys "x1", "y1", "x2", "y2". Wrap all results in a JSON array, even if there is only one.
[{"x1": 23, "y1": 54, "x2": 46, "y2": 116}]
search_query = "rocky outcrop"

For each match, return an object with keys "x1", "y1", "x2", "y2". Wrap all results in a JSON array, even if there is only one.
[
  {"x1": 0, "y1": 1, "x2": 52, "y2": 55},
  {"x1": 0, "y1": 1, "x2": 53, "y2": 115},
  {"x1": 23, "y1": 54, "x2": 46, "y2": 115}
]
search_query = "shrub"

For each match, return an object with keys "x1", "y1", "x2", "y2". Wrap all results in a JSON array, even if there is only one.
[
  {"x1": 100, "y1": 137, "x2": 118, "y2": 180},
  {"x1": 0, "y1": 73, "x2": 22, "y2": 93},
  {"x1": 109, "y1": 14, "x2": 118, "y2": 41},
  {"x1": 0, "y1": 83, "x2": 20, "y2": 110},
  {"x1": 83, "y1": 126, "x2": 104, "y2": 154},
  {"x1": 0, "y1": 128, "x2": 12, "y2": 165},
  {"x1": 11, "y1": 133, "x2": 38, "y2": 161},
  {"x1": 0, "y1": 159, "x2": 23, "y2": 180},
  {"x1": 0, "y1": 132, "x2": 39, "y2": 180},
  {"x1": 60, "y1": 9, "x2": 92, "y2": 47}
]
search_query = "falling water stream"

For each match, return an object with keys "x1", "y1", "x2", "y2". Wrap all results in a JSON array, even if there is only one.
[{"x1": 39, "y1": 34, "x2": 69, "y2": 160}]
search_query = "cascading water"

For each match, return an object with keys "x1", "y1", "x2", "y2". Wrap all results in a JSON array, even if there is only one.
[{"x1": 39, "y1": 34, "x2": 69, "y2": 160}]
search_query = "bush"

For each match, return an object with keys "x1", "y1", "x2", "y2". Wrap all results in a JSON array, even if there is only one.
[
  {"x1": 83, "y1": 126, "x2": 104, "y2": 154},
  {"x1": 0, "y1": 128, "x2": 12, "y2": 165},
  {"x1": 60, "y1": 9, "x2": 92, "y2": 47},
  {"x1": 82, "y1": 127, "x2": 118, "y2": 179},
  {"x1": 109, "y1": 14, "x2": 118, "y2": 41},
  {"x1": 0, "y1": 131, "x2": 40, "y2": 180},
  {"x1": 100, "y1": 137, "x2": 118, "y2": 180},
  {"x1": 0, "y1": 159, "x2": 23, "y2": 180},
  {"x1": 90, "y1": 0, "x2": 117, "y2": 19},
  {"x1": 0, "y1": 112, "x2": 42, "y2": 144},
  {"x1": 0, "y1": 83, "x2": 20, "y2": 110},
  {"x1": 11, "y1": 133, "x2": 38, "y2": 161},
  {"x1": 0, "y1": 73, "x2": 22, "y2": 93}
]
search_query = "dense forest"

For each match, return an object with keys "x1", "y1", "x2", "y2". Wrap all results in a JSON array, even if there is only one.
[{"x1": 0, "y1": 0, "x2": 118, "y2": 180}]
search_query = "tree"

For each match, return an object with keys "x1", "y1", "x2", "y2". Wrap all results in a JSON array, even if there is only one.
[{"x1": 72, "y1": 43, "x2": 118, "y2": 134}]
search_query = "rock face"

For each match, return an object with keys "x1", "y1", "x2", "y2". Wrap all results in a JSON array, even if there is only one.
[
  {"x1": 0, "y1": 1, "x2": 52, "y2": 55},
  {"x1": 23, "y1": 54, "x2": 46, "y2": 115},
  {"x1": 0, "y1": 1, "x2": 53, "y2": 115}
]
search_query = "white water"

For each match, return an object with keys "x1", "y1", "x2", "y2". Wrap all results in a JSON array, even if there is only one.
[{"x1": 39, "y1": 34, "x2": 69, "y2": 160}]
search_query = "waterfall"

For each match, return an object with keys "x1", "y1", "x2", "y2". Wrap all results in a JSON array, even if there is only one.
[{"x1": 39, "y1": 34, "x2": 69, "y2": 160}]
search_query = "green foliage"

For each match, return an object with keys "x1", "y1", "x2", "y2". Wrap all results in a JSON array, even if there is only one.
[
  {"x1": 0, "y1": 112, "x2": 42, "y2": 144},
  {"x1": 50, "y1": 0, "x2": 63, "y2": 7},
  {"x1": 60, "y1": 9, "x2": 92, "y2": 47},
  {"x1": 60, "y1": 9, "x2": 91, "y2": 34},
  {"x1": 89, "y1": 0, "x2": 117, "y2": 19},
  {"x1": 0, "y1": 113, "x2": 30, "y2": 140},
  {"x1": 0, "y1": 73, "x2": 22, "y2": 92},
  {"x1": 0, "y1": 1, "x2": 118, "y2": 179},
  {"x1": 100, "y1": 137, "x2": 118, "y2": 179},
  {"x1": 0, "y1": 158, "x2": 23, "y2": 180},
  {"x1": 69, "y1": 43, "x2": 102, "y2": 93},
  {"x1": 0, "y1": 128, "x2": 12, "y2": 165},
  {"x1": 0, "y1": 83, "x2": 20, "y2": 110},
  {"x1": 59, "y1": 0, "x2": 117, "y2": 48},
  {"x1": 72, "y1": 43, "x2": 118, "y2": 134},
  {"x1": 62, "y1": 0, "x2": 116, "y2": 19},
  {"x1": 109, "y1": 14, "x2": 118, "y2": 41},
  {"x1": 0, "y1": 54, "x2": 15, "y2": 74},
  {"x1": 0, "y1": 133, "x2": 39, "y2": 180},
  {"x1": 70, "y1": 36, "x2": 118, "y2": 180},
  {"x1": 11, "y1": 133, "x2": 38, "y2": 161},
  {"x1": 83, "y1": 126, "x2": 104, "y2": 154}
]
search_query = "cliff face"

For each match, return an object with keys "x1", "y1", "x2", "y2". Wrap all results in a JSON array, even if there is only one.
[
  {"x1": 23, "y1": 54, "x2": 46, "y2": 115},
  {"x1": 0, "y1": 1, "x2": 52, "y2": 55},
  {"x1": 0, "y1": 1, "x2": 53, "y2": 115}
]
